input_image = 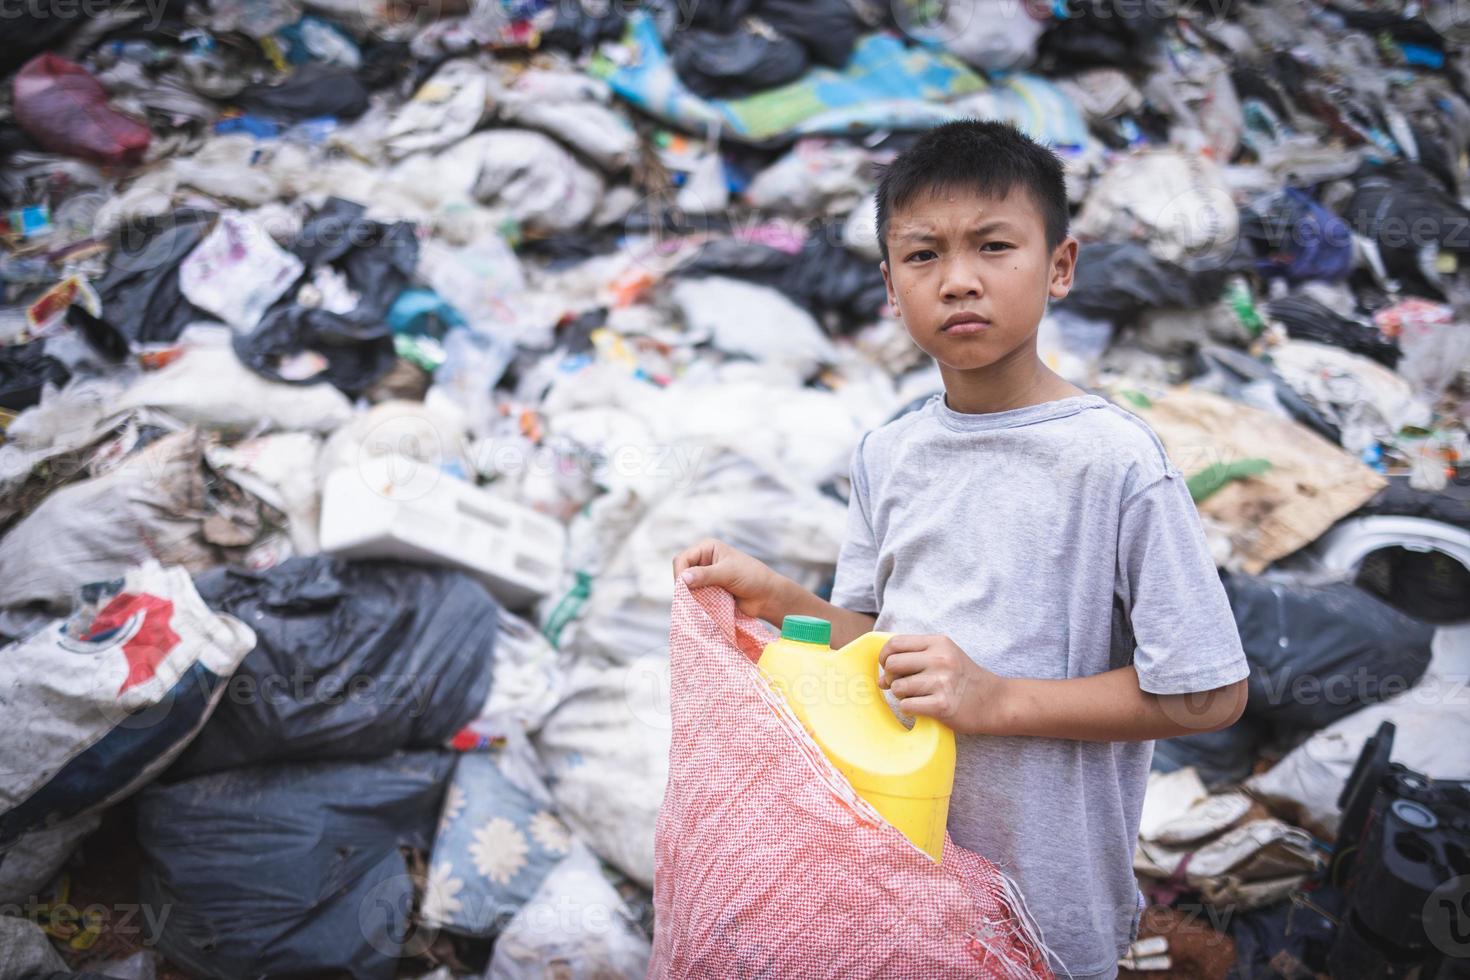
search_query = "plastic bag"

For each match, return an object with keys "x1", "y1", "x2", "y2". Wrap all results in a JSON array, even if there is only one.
[
  {"x1": 290, "y1": 196, "x2": 419, "y2": 323},
  {"x1": 1056, "y1": 242, "x2": 1230, "y2": 325},
  {"x1": 0, "y1": 562, "x2": 255, "y2": 846},
  {"x1": 929, "y1": 0, "x2": 1046, "y2": 72},
  {"x1": 138, "y1": 750, "x2": 454, "y2": 980},
  {"x1": 649, "y1": 583, "x2": 1052, "y2": 977},
  {"x1": 179, "y1": 210, "x2": 305, "y2": 333},
  {"x1": 1073, "y1": 150, "x2": 1238, "y2": 265},
  {"x1": 745, "y1": 139, "x2": 870, "y2": 214},
  {"x1": 467, "y1": 130, "x2": 606, "y2": 234},
  {"x1": 167, "y1": 557, "x2": 498, "y2": 778},
  {"x1": 1222, "y1": 574, "x2": 1435, "y2": 730},
  {"x1": 486, "y1": 845, "x2": 652, "y2": 979},
  {"x1": 12, "y1": 54, "x2": 151, "y2": 166},
  {"x1": 233, "y1": 305, "x2": 397, "y2": 395},
  {"x1": 383, "y1": 58, "x2": 491, "y2": 159},
  {"x1": 0, "y1": 431, "x2": 233, "y2": 612},
  {"x1": 494, "y1": 69, "x2": 636, "y2": 173},
  {"x1": 671, "y1": 26, "x2": 808, "y2": 100},
  {"x1": 1246, "y1": 670, "x2": 1470, "y2": 840},
  {"x1": 113, "y1": 324, "x2": 353, "y2": 434},
  {"x1": 70, "y1": 209, "x2": 216, "y2": 354},
  {"x1": 233, "y1": 63, "x2": 369, "y2": 121},
  {"x1": 421, "y1": 731, "x2": 574, "y2": 936},
  {"x1": 533, "y1": 654, "x2": 670, "y2": 888},
  {"x1": 0, "y1": 338, "x2": 71, "y2": 411},
  {"x1": 1240, "y1": 189, "x2": 1354, "y2": 285},
  {"x1": 1268, "y1": 294, "x2": 1400, "y2": 367},
  {"x1": 670, "y1": 276, "x2": 836, "y2": 374}
]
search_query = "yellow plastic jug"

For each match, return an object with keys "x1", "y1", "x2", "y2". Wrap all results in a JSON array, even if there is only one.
[{"x1": 758, "y1": 614, "x2": 955, "y2": 862}]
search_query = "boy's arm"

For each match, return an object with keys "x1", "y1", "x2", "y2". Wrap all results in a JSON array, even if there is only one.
[
  {"x1": 760, "y1": 576, "x2": 876, "y2": 649},
  {"x1": 879, "y1": 634, "x2": 1248, "y2": 740},
  {"x1": 992, "y1": 665, "x2": 1248, "y2": 740}
]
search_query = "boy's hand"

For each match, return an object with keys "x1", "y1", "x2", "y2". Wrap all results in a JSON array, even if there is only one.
[
  {"x1": 878, "y1": 634, "x2": 1007, "y2": 736},
  {"x1": 672, "y1": 538, "x2": 785, "y2": 621}
]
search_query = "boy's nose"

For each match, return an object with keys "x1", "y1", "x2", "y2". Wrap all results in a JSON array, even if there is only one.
[{"x1": 939, "y1": 258, "x2": 984, "y2": 301}]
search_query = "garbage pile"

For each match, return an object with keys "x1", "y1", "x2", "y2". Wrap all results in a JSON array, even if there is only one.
[{"x1": 2, "y1": 0, "x2": 1469, "y2": 977}]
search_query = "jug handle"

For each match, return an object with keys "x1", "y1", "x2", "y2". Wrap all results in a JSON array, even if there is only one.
[{"x1": 847, "y1": 631, "x2": 951, "y2": 741}]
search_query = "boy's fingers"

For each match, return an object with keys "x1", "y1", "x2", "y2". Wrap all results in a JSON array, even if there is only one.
[
  {"x1": 879, "y1": 634, "x2": 931, "y2": 666},
  {"x1": 889, "y1": 672, "x2": 939, "y2": 700},
  {"x1": 681, "y1": 560, "x2": 730, "y2": 589},
  {"x1": 878, "y1": 651, "x2": 926, "y2": 681},
  {"x1": 896, "y1": 695, "x2": 943, "y2": 718},
  {"x1": 673, "y1": 540, "x2": 718, "y2": 581}
]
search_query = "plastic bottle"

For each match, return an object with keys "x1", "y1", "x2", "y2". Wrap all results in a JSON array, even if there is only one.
[{"x1": 758, "y1": 615, "x2": 956, "y2": 862}]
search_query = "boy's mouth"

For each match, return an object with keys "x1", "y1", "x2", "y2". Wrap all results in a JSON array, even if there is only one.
[{"x1": 940, "y1": 312, "x2": 991, "y2": 334}]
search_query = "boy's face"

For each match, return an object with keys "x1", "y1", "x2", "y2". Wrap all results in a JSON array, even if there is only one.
[{"x1": 880, "y1": 186, "x2": 1077, "y2": 374}]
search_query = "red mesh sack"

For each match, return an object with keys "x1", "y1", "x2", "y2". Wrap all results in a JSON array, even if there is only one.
[
  {"x1": 13, "y1": 54, "x2": 152, "y2": 167},
  {"x1": 649, "y1": 582, "x2": 1055, "y2": 978}
]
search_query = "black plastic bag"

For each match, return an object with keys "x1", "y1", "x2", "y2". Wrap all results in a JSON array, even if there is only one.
[
  {"x1": 68, "y1": 209, "x2": 216, "y2": 356},
  {"x1": 292, "y1": 197, "x2": 419, "y2": 323},
  {"x1": 232, "y1": 198, "x2": 420, "y2": 394},
  {"x1": 1265, "y1": 294, "x2": 1401, "y2": 367},
  {"x1": 1223, "y1": 573, "x2": 1435, "y2": 730},
  {"x1": 1356, "y1": 474, "x2": 1470, "y2": 530},
  {"x1": 1344, "y1": 161, "x2": 1470, "y2": 300},
  {"x1": 233, "y1": 306, "x2": 397, "y2": 395},
  {"x1": 234, "y1": 64, "x2": 369, "y2": 121},
  {"x1": 1, "y1": 0, "x2": 90, "y2": 75},
  {"x1": 0, "y1": 339, "x2": 71, "y2": 411},
  {"x1": 167, "y1": 558, "x2": 498, "y2": 779},
  {"x1": 675, "y1": 230, "x2": 886, "y2": 327},
  {"x1": 757, "y1": 0, "x2": 860, "y2": 67},
  {"x1": 1197, "y1": 345, "x2": 1341, "y2": 444},
  {"x1": 789, "y1": 227, "x2": 888, "y2": 325},
  {"x1": 683, "y1": 0, "x2": 755, "y2": 31},
  {"x1": 541, "y1": 1, "x2": 627, "y2": 53},
  {"x1": 671, "y1": 25, "x2": 808, "y2": 100},
  {"x1": 1055, "y1": 242, "x2": 1231, "y2": 325},
  {"x1": 1151, "y1": 716, "x2": 1269, "y2": 789},
  {"x1": 1036, "y1": 0, "x2": 1170, "y2": 70},
  {"x1": 138, "y1": 750, "x2": 454, "y2": 980}
]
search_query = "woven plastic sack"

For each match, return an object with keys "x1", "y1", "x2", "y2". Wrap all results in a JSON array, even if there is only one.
[{"x1": 649, "y1": 582, "x2": 1054, "y2": 978}]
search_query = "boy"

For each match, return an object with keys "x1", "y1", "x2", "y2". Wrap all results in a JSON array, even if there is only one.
[{"x1": 672, "y1": 121, "x2": 1250, "y2": 979}]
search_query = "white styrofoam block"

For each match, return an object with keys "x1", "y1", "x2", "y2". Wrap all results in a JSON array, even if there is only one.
[{"x1": 319, "y1": 456, "x2": 565, "y2": 610}]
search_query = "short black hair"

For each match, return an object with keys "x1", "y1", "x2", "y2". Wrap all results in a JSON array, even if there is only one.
[{"x1": 874, "y1": 120, "x2": 1070, "y2": 263}]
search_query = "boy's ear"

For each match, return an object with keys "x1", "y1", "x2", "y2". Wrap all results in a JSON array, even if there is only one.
[
  {"x1": 1048, "y1": 236, "x2": 1079, "y2": 300},
  {"x1": 880, "y1": 260, "x2": 897, "y2": 308}
]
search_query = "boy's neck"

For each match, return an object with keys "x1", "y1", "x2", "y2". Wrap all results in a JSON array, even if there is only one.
[{"x1": 938, "y1": 349, "x2": 1084, "y2": 416}]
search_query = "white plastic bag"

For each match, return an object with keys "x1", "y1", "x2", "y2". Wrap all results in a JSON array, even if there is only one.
[
  {"x1": 384, "y1": 59, "x2": 492, "y2": 160},
  {"x1": 670, "y1": 277, "x2": 836, "y2": 375},
  {"x1": 114, "y1": 326, "x2": 352, "y2": 434},
  {"x1": 1074, "y1": 150, "x2": 1239, "y2": 266},
  {"x1": 534, "y1": 656, "x2": 670, "y2": 888},
  {"x1": 485, "y1": 845, "x2": 651, "y2": 980},
  {"x1": 179, "y1": 211, "x2": 303, "y2": 332},
  {"x1": 1247, "y1": 664, "x2": 1470, "y2": 840}
]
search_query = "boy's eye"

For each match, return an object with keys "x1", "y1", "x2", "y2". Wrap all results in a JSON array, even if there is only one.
[
  {"x1": 905, "y1": 250, "x2": 936, "y2": 262},
  {"x1": 981, "y1": 242, "x2": 1014, "y2": 252}
]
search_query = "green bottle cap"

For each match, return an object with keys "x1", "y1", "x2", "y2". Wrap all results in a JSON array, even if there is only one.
[{"x1": 780, "y1": 615, "x2": 831, "y2": 646}]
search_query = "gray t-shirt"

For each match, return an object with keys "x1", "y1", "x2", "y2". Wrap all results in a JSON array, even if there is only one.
[{"x1": 830, "y1": 392, "x2": 1248, "y2": 980}]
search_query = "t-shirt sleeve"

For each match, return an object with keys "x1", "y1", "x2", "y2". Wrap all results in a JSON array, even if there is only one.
[
  {"x1": 829, "y1": 434, "x2": 879, "y2": 616},
  {"x1": 1117, "y1": 470, "x2": 1249, "y2": 695}
]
